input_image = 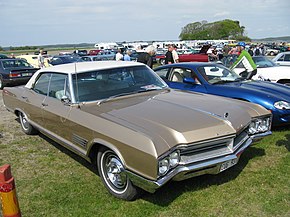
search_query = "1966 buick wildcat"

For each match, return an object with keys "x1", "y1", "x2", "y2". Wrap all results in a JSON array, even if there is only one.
[{"x1": 2, "y1": 61, "x2": 272, "y2": 200}]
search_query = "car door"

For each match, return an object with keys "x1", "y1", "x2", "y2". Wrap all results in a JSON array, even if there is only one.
[
  {"x1": 20, "y1": 72, "x2": 52, "y2": 128},
  {"x1": 40, "y1": 73, "x2": 91, "y2": 154},
  {"x1": 169, "y1": 67, "x2": 208, "y2": 93}
]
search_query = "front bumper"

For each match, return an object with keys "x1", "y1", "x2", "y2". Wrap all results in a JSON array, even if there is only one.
[{"x1": 127, "y1": 131, "x2": 271, "y2": 193}]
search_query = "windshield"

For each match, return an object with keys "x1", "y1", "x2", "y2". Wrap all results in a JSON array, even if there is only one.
[
  {"x1": 252, "y1": 56, "x2": 277, "y2": 68},
  {"x1": 197, "y1": 64, "x2": 241, "y2": 84},
  {"x1": 1, "y1": 59, "x2": 33, "y2": 68},
  {"x1": 72, "y1": 65, "x2": 167, "y2": 102}
]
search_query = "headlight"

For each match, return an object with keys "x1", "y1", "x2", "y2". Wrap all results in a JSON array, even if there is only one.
[
  {"x1": 158, "y1": 150, "x2": 180, "y2": 176},
  {"x1": 169, "y1": 151, "x2": 180, "y2": 167},
  {"x1": 158, "y1": 158, "x2": 170, "y2": 176},
  {"x1": 274, "y1": 101, "x2": 290, "y2": 110},
  {"x1": 248, "y1": 117, "x2": 271, "y2": 135}
]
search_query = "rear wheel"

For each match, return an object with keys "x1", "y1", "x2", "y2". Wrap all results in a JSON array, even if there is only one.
[
  {"x1": 97, "y1": 147, "x2": 140, "y2": 200},
  {"x1": 19, "y1": 112, "x2": 38, "y2": 135}
]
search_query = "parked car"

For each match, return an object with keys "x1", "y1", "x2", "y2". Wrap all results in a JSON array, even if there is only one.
[
  {"x1": 0, "y1": 58, "x2": 38, "y2": 89},
  {"x1": 48, "y1": 55, "x2": 83, "y2": 66},
  {"x1": 0, "y1": 54, "x2": 9, "y2": 59},
  {"x1": 16, "y1": 54, "x2": 50, "y2": 68},
  {"x1": 223, "y1": 55, "x2": 290, "y2": 85},
  {"x1": 94, "y1": 50, "x2": 116, "y2": 60},
  {"x1": 265, "y1": 48, "x2": 279, "y2": 56},
  {"x1": 73, "y1": 49, "x2": 88, "y2": 56},
  {"x1": 80, "y1": 55, "x2": 99, "y2": 62},
  {"x1": 158, "y1": 45, "x2": 211, "y2": 65},
  {"x1": 88, "y1": 49, "x2": 102, "y2": 55},
  {"x1": 272, "y1": 51, "x2": 290, "y2": 66},
  {"x1": 2, "y1": 61, "x2": 272, "y2": 200},
  {"x1": 154, "y1": 62, "x2": 290, "y2": 126}
]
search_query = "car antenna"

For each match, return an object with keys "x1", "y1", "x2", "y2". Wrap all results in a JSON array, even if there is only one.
[{"x1": 74, "y1": 62, "x2": 80, "y2": 105}]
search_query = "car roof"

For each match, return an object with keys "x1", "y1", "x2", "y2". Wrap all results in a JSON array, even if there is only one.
[
  {"x1": 25, "y1": 61, "x2": 147, "y2": 88},
  {"x1": 39, "y1": 61, "x2": 145, "y2": 74}
]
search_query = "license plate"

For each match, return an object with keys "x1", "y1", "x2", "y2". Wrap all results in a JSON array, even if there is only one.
[
  {"x1": 22, "y1": 73, "x2": 32, "y2": 77},
  {"x1": 220, "y1": 159, "x2": 238, "y2": 172}
]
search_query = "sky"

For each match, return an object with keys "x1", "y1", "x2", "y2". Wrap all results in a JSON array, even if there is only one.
[{"x1": 1, "y1": 0, "x2": 290, "y2": 47}]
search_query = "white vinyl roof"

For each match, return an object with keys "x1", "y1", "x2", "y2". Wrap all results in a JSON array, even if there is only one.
[
  {"x1": 25, "y1": 61, "x2": 146, "y2": 88},
  {"x1": 40, "y1": 61, "x2": 145, "y2": 74}
]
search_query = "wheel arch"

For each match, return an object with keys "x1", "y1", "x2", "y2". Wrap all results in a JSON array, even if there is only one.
[{"x1": 88, "y1": 139, "x2": 125, "y2": 167}]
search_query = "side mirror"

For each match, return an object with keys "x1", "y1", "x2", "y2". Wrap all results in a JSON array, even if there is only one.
[{"x1": 183, "y1": 77, "x2": 197, "y2": 84}]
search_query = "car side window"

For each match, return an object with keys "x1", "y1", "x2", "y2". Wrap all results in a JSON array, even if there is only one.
[
  {"x1": 277, "y1": 55, "x2": 285, "y2": 61},
  {"x1": 33, "y1": 73, "x2": 70, "y2": 100},
  {"x1": 154, "y1": 68, "x2": 169, "y2": 80},
  {"x1": 48, "y1": 73, "x2": 70, "y2": 100},
  {"x1": 284, "y1": 54, "x2": 290, "y2": 61},
  {"x1": 33, "y1": 73, "x2": 51, "y2": 95}
]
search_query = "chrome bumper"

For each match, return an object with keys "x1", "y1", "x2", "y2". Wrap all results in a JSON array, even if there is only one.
[{"x1": 127, "y1": 130, "x2": 272, "y2": 193}]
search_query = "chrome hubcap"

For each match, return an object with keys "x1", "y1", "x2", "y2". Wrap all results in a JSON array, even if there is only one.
[
  {"x1": 105, "y1": 155, "x2": 127, "y2": 190},
  {"x1": 21, "y1": 114, "x2": 29, "y2": 130}
]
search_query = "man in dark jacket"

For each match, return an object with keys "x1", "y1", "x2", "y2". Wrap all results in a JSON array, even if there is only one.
[
  {"x1": 137, "y1": 45, "x2": 156, "y2": 68},
  {"x1": 164, "y1": 45, "x2": 174, "y2": 64}
]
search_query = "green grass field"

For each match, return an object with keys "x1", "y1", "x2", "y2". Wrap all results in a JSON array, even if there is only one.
[{"x1": 0, "y1": 110, "x2": 289, "y2": 216}]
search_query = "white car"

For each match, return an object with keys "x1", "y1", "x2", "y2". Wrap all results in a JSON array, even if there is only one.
[
  {"x1": 233, "y1": 56, "x2": 290, "y2": 85},
  {"x1": 272, "y1": 51, "x2": 290, "y2": 66}
]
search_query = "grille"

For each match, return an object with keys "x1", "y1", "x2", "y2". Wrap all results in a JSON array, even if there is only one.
[{"x1": 179, "y1": 129, "x2": 249, "y2": 165}]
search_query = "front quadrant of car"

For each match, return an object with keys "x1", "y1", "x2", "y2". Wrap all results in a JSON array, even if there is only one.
[{"x1": 2, "y1": 61, "x2": 272, "y2": 200}]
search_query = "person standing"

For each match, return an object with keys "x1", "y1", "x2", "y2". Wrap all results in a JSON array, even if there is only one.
[
  {"x1": 115, "y1": 49, "x2": 124, "y2": 61},
  {"x1": 164, "y1": 45, "x2": 174, "y2": 64},
  {"x1": 123, "y1": 50, "x2": 131, "y2": 61},
  {"x1": 137, "y1": 45, "x2": 156, "y2": 68},
  {"x1": 171, "y1": 44, "x2": 179, "y2": 63},
  {"x1": 230, "y1": 42, "x2": 257, "y2": 79},
  {"x1": 38, "y1": 50, "x2": 45, "y2": 68}
]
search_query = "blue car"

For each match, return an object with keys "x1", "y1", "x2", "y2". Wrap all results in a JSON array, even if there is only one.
[{"x1": 154, "y1": 62, "x2": 290, "y2": 126}]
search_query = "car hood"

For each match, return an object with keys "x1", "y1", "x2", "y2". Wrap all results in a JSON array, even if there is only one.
[
  {"x1": 217, "y1": 80, "x2": 290, "y2": 102},
  {"x1": 199, "y1": 44, "x2": 211, "y2": 54},
  {"x1": 79, "y1": 89, "x2": 268, "y2": 154}
]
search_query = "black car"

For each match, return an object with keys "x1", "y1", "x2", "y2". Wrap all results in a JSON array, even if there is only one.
[
  {"x1": 0, "y1": 54, "x2": 9, "y2": 59},
  {"x1": 48, "y1": 55, "x2": 83, "y2": 66},
  {"x1": 0, "y1": 58, "x2": 38, "y2": 89}
]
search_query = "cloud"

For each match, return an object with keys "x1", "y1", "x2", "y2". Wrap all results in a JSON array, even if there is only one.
[{"x1": 214, "y1": 11, "x2": 230, "y2": 17}]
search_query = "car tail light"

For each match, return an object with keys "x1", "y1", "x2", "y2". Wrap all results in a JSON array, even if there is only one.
[{"x1": 9, "y1": 73, "x2": 21, "y2": 77}]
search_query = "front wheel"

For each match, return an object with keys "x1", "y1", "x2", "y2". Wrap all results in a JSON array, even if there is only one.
[
  {"x1": 97, "y1": 147, "x2": 140, "y2": 200},
  {"x1": 19, "y1": 112, "x2": 38, "y2": 135}
]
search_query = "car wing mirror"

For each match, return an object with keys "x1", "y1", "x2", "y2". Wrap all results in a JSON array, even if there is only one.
[{"x1": 183, "y1": 77, "x2": 196, "y2": 84}]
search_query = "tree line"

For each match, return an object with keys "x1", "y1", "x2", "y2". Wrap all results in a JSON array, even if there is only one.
[{"x1": 179, "y1": 19, "x2": 251, "y2": 41}]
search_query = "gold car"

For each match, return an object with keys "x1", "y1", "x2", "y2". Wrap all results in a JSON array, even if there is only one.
[{"x1": 2, "y1": 61, "x2": 272, "y2": 200}]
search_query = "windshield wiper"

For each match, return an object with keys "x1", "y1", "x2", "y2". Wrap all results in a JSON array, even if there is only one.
[
  {"x1": 97, "y1": 87, "x2": 163, "y2": 105},
  {"x1": 213, "y1": 80, "x2": 233, "y2": 85},
  {"x1": 97, "y1": 92, "x2": 135, "y2": 105}
]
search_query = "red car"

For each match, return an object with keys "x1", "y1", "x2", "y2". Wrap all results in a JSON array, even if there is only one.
[
  {"x1": 158, "y1": 45, "x2": 211, "y2": 65},
  {"x1": 89, "y1": 49, "x2": 102, "y2": 55}
]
